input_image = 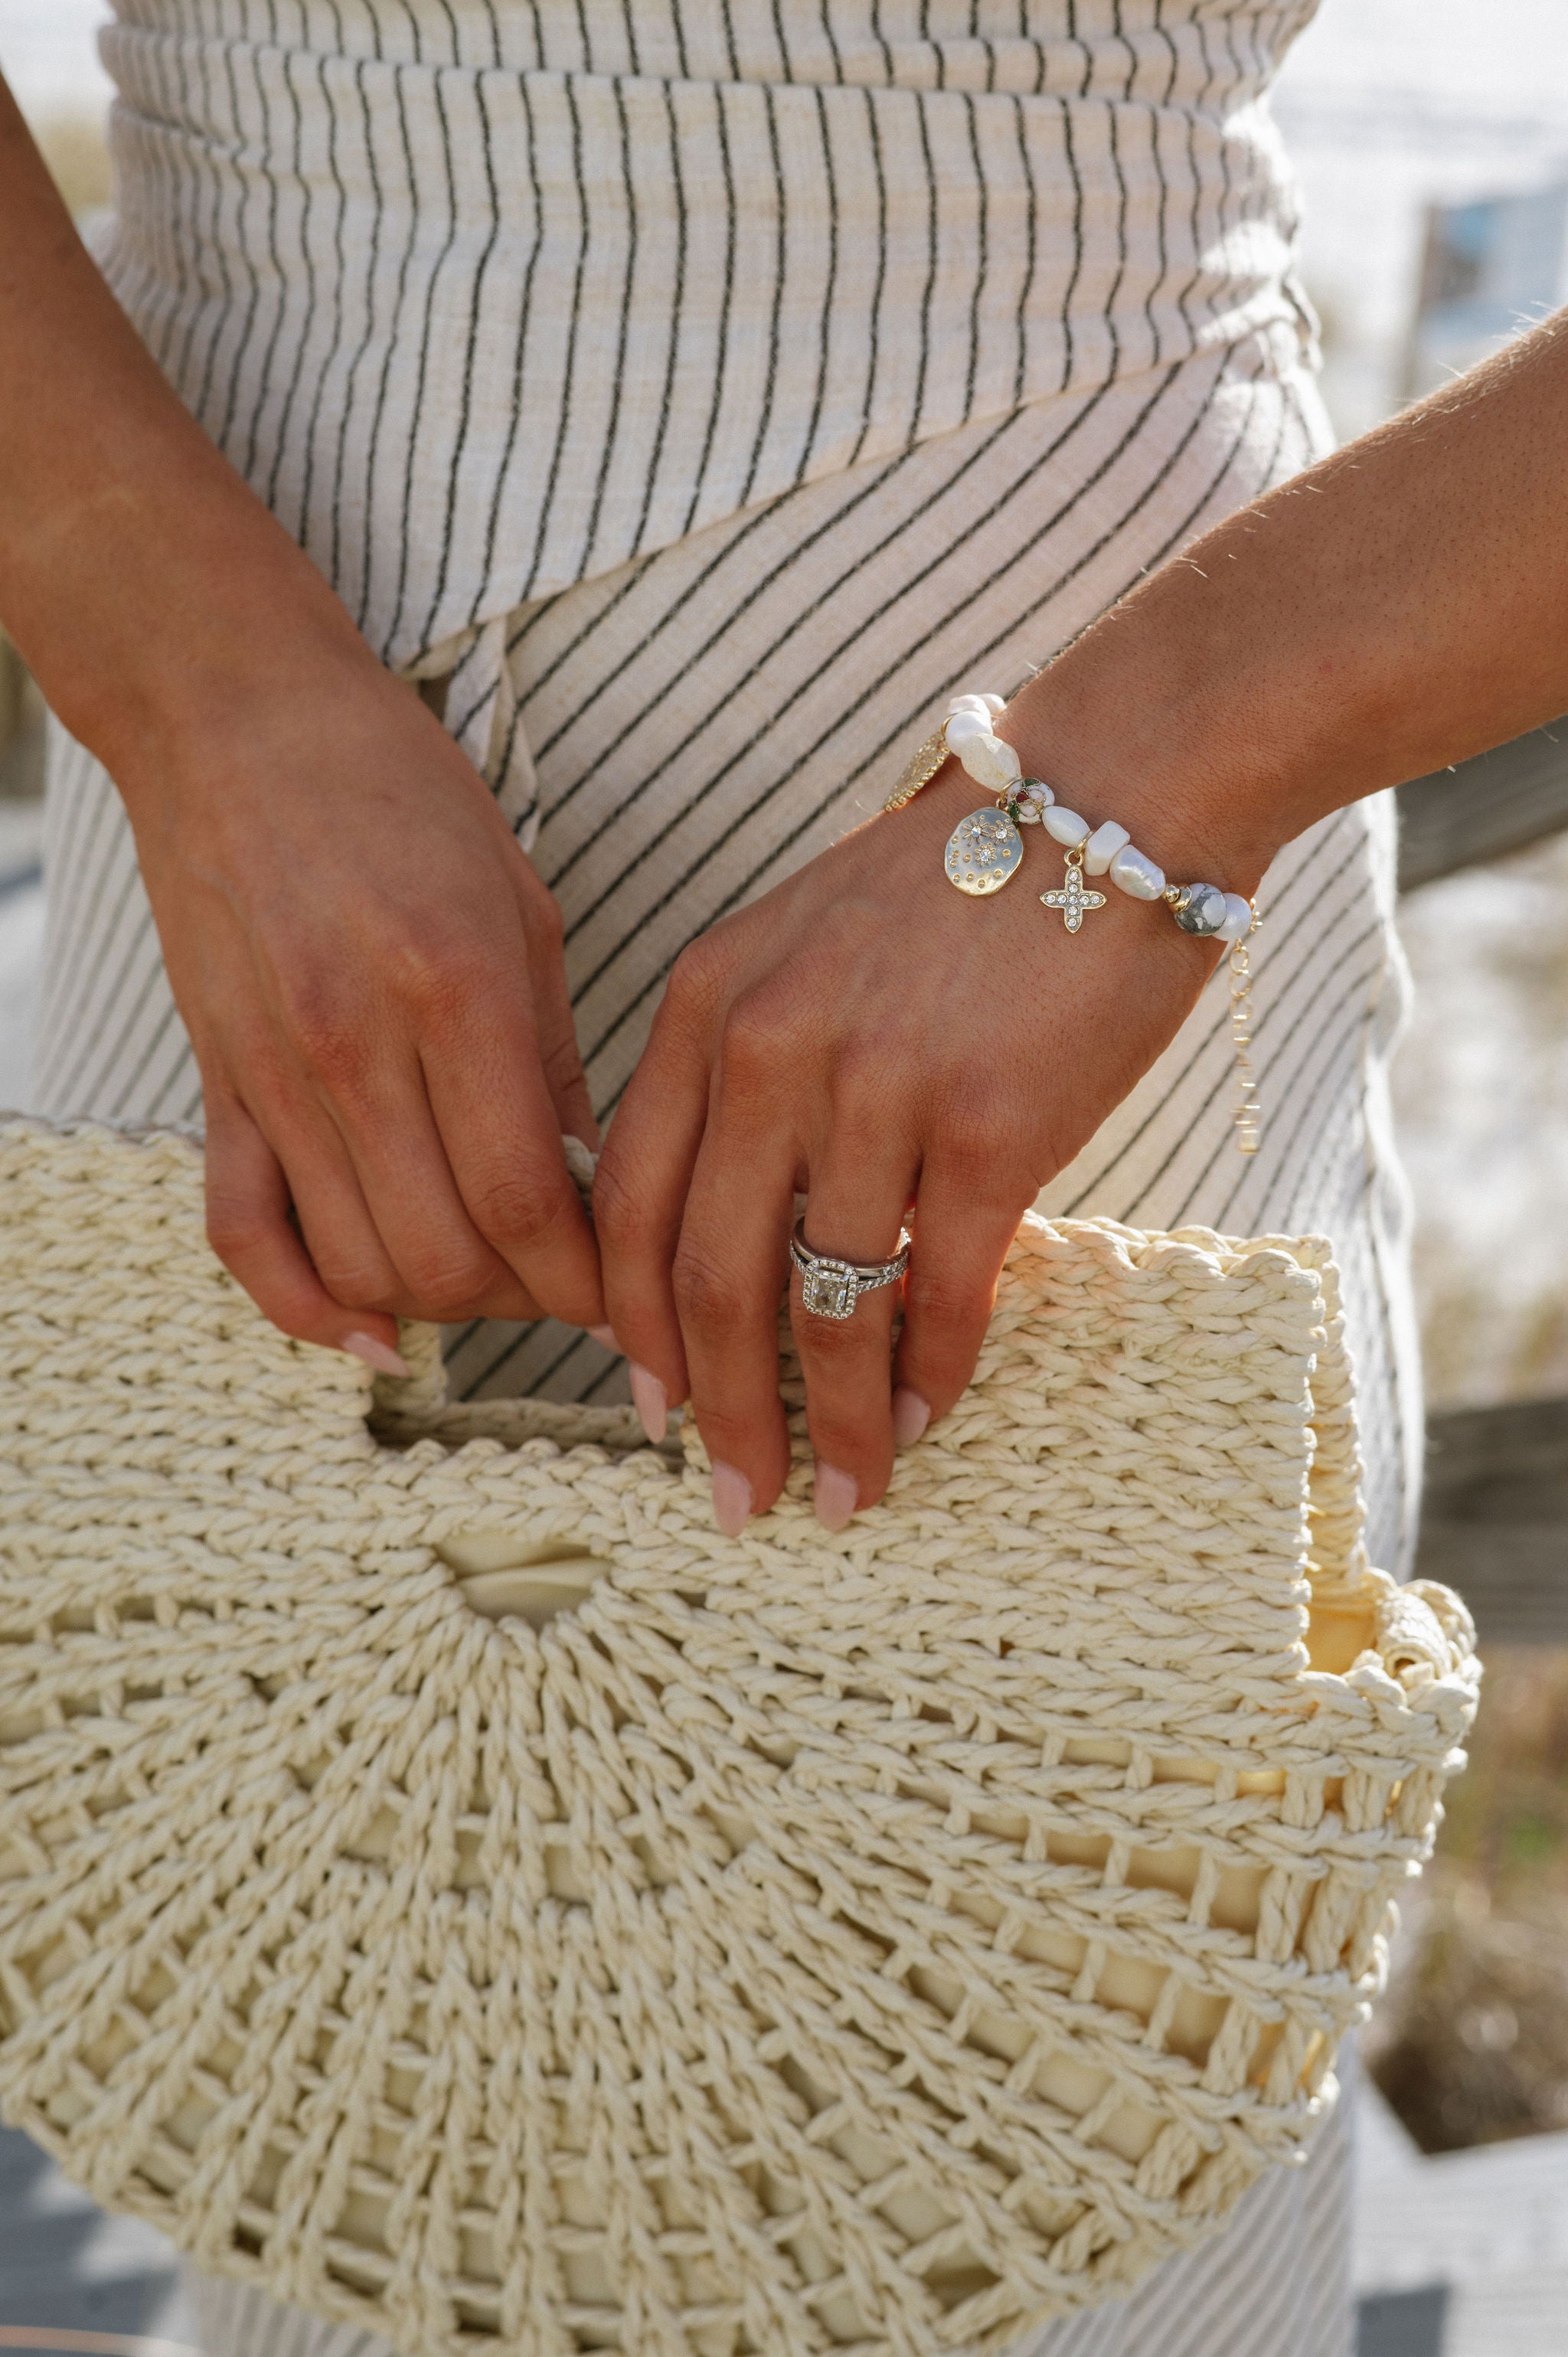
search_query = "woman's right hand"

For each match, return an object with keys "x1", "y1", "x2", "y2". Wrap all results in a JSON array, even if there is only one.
[
  {"x1": 118, "y1": 641, "x2": 605, "y2": 1368},
  {"x1": 0, "y1": 75, "x2": 603, "y2": 1367}
]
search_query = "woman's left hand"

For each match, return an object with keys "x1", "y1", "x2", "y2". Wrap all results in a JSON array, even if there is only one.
[{"x1": 595, "y1": 756, "x2": 1247, "y2": 1534}]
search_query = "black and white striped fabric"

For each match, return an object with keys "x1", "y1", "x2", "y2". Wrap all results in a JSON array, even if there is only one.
[
  {"x1": 95, "y1": 0, "x2": 1321, "y2": 816},
  {"x1": 32, "y1": 5, "x2": 1408, "y2": 2353}
]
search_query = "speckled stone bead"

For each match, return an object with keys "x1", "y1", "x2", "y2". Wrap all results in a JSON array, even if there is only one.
[{"x1": 1171, "y1": 882, "x2": 1228, "y2": 936}]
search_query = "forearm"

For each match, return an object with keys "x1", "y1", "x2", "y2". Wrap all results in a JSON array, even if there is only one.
[
  {"x1": 0, "y1": 74, "x2": 371, "y2": 789},
  {"x1": 1008, "y1": 308, "x2": 1568, "y2": 885}
]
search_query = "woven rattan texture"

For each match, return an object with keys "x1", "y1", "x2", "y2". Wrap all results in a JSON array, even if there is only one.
[{"x1": 0, "y1": 1120, "x2": 1478, "y2": 2357}]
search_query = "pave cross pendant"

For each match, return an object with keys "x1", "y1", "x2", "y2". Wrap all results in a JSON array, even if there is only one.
[{"x1": 1040, "y1": 850, "x2": 1107, "y2": 934}]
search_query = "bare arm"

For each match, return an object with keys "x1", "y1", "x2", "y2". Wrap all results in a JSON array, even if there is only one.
[
  {"x1": 598, "y1": 310, "x2": 1568, "y2": 1530},
  {"x1": 0, "y1": 75, "x2": 604, "y2": 1363},
  {"x1": 1014, "y1": 307, "x2": 1568, "y2": 885}
]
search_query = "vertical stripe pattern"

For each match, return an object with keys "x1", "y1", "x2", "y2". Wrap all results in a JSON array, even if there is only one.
[
  {"x1": 96, "y1": 0, "x2": 1323, "y2": 805},
  {"x1": 31, "y1": 7, "x2": 1394, "y2": 2350}
]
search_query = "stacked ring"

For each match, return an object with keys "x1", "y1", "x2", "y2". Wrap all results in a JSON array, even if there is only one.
[{"x1": 789, "y1": 1221, "x2": 912, "y2": 1321}]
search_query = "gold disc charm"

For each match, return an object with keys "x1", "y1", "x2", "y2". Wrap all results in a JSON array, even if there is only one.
[{"x1": 944, "y1": 807, "x2": 1024, "y2": 896}]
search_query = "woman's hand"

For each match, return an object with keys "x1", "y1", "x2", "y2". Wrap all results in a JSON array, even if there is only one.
[
  {"x1": 121, "y1": 644, "x2": 604, "y2": 1368},
  {"x1": 0, "y1": 77, "x2": 602, "y2": 1368},
  {"x1": 595, "y1": 758, "x2": 1244, "y2": 1532}
]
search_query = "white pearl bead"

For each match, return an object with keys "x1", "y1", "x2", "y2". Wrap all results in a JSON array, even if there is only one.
[
  {"x1": 943, "y1": 708, "x2": 991, "y2": 748},
  {"x1": 1083, "y1": 819, "x2": 1130, "y2": 876},
  {"x1": 947, "y1": 695, "x2": 993, "y2": 722},
  {"x1": 1042, "y1": 805, "x2": 1090, "y2": 848},
  {"x1": 980, "y1": 692, "x2": 1008, "y2": 714},
  {"x1": 1108, "y1": 844, "x2": 1166, "y2": 900},
  {"x1": 960, "y1": 734, "x2": 1023, "y2": 791},
  {"x1": 1215, "y1": 893, "x2": 1254, "y2": 943}
]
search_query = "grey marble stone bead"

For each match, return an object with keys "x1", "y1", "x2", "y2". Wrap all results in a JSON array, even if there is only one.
[{"x1": 1170, "y1": 881, "x2": 1228, "y2": 936}]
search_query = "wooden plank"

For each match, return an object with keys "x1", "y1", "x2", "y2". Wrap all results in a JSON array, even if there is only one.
[
  {"x1": 1398, "y1": 721, "x2": 1568, "y2": 891},
  {"x1": 1413, "y1": 1397, "x2": 1568, "y2": 1646}
]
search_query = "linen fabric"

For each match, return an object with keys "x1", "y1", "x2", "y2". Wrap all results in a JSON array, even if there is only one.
[
  {"x1": 94, "y1": 0, "x2": 1320, "y2": 816},
  {"x1": 28, "y1": 3, "x2": 1423, "y2": 2353}
]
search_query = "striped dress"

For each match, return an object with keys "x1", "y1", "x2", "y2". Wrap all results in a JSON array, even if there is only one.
[{"x1": 31, "y1": 5, "x2": 1415, "y2": 2353}]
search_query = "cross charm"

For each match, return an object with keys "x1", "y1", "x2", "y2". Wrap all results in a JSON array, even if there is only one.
[{"x1": 1040, "y1": 853, "x2": 1107, "y2": 934}]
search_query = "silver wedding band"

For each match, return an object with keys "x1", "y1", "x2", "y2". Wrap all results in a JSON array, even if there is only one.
[{"x1": 789, "y1": 1218, "x2": 912, "y2": 1321}]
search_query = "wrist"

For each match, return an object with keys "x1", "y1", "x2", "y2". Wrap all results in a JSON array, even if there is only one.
[
  {"x1": 991, "y1": 577, "x2": 1333, "y2": 901},
  {"x1": 2, "y1": 423, "x2": 372, "y2": 800}
]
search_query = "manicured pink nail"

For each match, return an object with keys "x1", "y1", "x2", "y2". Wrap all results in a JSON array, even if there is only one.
[
  {"x1": 711, "y1": 1461, "x2": 753, "y2": 1537},
  {"x1": 892, "y1": 1388, "x2": 931, "y2": 1447},
  {"x1": 588, "y1": 1323, "x2": 619, "y2": 1349},
  {"x1": 813, "y1": 1462, "x2": 858, "y2": 1532},
  {"x1": 342, "y1": 1330, "x2": 411, "y2": 1379},
  {"x1": 629, "y1": 1362, "x2": 668, "y2": 1445}
]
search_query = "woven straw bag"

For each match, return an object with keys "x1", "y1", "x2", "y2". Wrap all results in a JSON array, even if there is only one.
[{"x1": 0, "y1": 1116, "x2": 1478, "y2": 2357}]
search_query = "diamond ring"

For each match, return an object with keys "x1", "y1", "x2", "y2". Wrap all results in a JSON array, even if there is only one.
[{"x1": 789, "y1": 1220, "x2": 912, "y2": 1321}]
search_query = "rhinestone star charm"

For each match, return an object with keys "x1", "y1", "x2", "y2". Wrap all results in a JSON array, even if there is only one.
[{"x1": 1040, "y1": 850, "x2": 1107, "y2": 933}]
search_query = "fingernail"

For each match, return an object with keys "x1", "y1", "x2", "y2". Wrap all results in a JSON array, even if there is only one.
[
  {"x1": 892, "y1": 1388, "x2": 931, "y2": 1447},
  {"x1": 813, "y1": 1461, "x2": 858, "y2": 1532},
  {"x1": 711, "y1": 1460, "x2": 753, "y2": 1537},
  {"x1": 342, "y1": 1330, "x2": 411, "y2": 1379},
  {"x1": 588, "y1": 1323, "x2": 619, "y2": 1349},
  {"x1": 629, "y1": 1362, "x2": 668, "y2": 1445}
]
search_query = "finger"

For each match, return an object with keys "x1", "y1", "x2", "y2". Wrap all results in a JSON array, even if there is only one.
[
  {"x1": 515, "y1": 868, "x2": 600, "y2": 1152},
  {"x1": 891, "y1": 1165, "x2": 1028, "y2": 1439},
  {"x1": 789, "y1": 1151, "x2": 916, "y2": 1528},
  {"x1": 202, "y1": 1082, "x2": 408, "y2": 1371},
  {"x1": 593, "y1": 940, "x2": 723, "y2": 1423},
  {"x1": 674, "y1": 1113, "x2": 796, "y2": 1526},
  {"x1": 420, "y1": 988, "x2": 603, "y2": 1328},
  {"x1": 304, "y1": 1041, "x2": 547, "y2": 1324}
]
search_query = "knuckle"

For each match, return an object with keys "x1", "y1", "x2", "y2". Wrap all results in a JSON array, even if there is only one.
[
  {"x1": 401, "y1": 1247, "x2": 496, "y2": 1322},
  {"x1": 672, "y1": 1244, "x2": 743, "y2": 1338},
  {"x1": 793, "y1": 1304, "x2": 877, "y2": 1371},
  {"x1": 284, "y1": 983, "x2": 373, "y2": 1096},
  {"x1": 312, "y1": 1261, "x2": 398, "y2": 1316},
  {"x1": 903, "y1": 1263, "x2": 992, "y2": 1336},
  {"x1": 538, "y1": 1030, "x2": 586, "y2": 1102},
  {"x1": 466, "y1": 1166, "x2": 570, "y2": 1255},
  {"x1": 665, "y1": 933, "x2": 726, "y2": 1015},
  {"x1": 204, "y1": 1195, "x2": 272, "y2": 1271},
  {"x1": 374, "y1": 923, "x2": 498, "y2": 1032},
  {"x1": 720, "y1": 986, "x2": 799, "y2": 1077},
  {"x1": 593, "y1": 1154, "x2": 662, "y2": 1257}
]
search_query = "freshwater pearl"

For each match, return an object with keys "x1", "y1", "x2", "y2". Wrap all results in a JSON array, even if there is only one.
[
  {"x1": 1108, "y1": 845, "x2": 1166, "y2": 900},
  {"x1": 1042, "y1": 805, "x2": 1091, "y2": 848},
  {"x1": 943, "y1": 708, "x2": 992, "y2": 748},
  {"x1": 1215, "y1": 893, "x2": 1254, "y2": 943},
  {"x1": 1083, "y1": 819, "x2": 1131, "y2": 876},
  {"x1": 947, "y1": 695, "x2": 994, "y2": 722},
  {"x1": 980, "y1": 692, "x2": 1008, "y2": 713}
]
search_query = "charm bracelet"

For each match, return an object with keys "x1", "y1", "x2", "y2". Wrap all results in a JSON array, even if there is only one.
[{"x1": 885, "y1": 693, "x2": 1263, "y2": 1156}]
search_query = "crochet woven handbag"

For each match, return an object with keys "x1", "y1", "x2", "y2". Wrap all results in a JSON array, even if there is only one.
[{"x1": 0, "y1": 1116, "x2": 1478, "y2": 2357}]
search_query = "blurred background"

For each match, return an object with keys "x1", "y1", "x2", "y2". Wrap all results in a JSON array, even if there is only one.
[{"x1": 2, "y1": 4, "x2": 1567, "y2": 2354}]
